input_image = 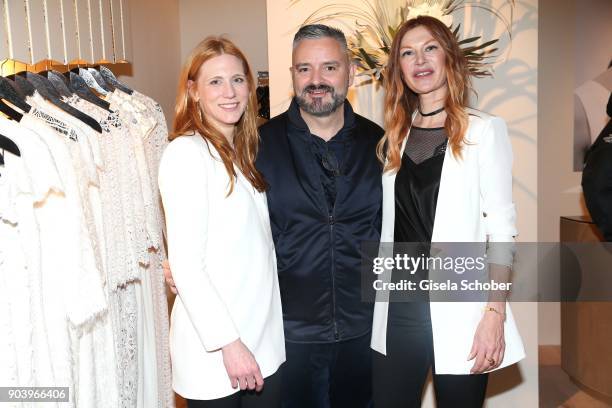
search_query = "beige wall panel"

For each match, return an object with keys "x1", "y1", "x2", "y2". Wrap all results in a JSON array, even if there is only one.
[
  {"x1": 62, "y1": 0, "x2": 79, "y2": 61},
  {"x1": 45, "y1": 0, "x2": 66, "y2": 62},
  {"x1": 0, "y1": 1, "x2": 11, "y2": 58},
  {"x1": 537, "y1": 0, "x2": 580, "y2": 347},
  {"x1": 27, "y1": 0, "x2": 47, "y2": 61},
  {"x1": 5, "y1": 0, "x2": 32, "y2": 62},
  {"x1": 117, "y1": 0, "x2": 131, "y2": 61},
  {"x1": 178, "y1": 0, "x2": 269, "y2": 74},
  {"x1": 109, "y1": 0, "x2": 123, "y2": 61},
  {"x1": 74, "y1": 0, "x2": 93, "y2": 60},
  {"x1": 98, "y1": 0, "x2": 114, "y2": 60},
  {"x1": 87, "y1": 0, "x2": 102, "y2": 60},
  {"x1": 118, "y1": 0, "x2": 180, "y2": 125}
]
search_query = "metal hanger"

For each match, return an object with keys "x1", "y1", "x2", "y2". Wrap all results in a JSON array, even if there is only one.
[
  {"x1": 39, "y1": 59, "x2": 73, "y2": 98},
  {"x1": 0, "y1": 98, "x2": 23, "y2": 122},
  {"x1": 1, "y1": 59, "x2": 25, "y2": 98},
  {"x1": 7, "y1": 77, "x2": 26, "y2": 100},
  {"x1": 99, "y1": 65, "x2": 133, "y2": 95},
  {"x1": 47, "y1": 70, "x2": 74, "y2": 98},
  {"x1": 0, "y1": 59, "x2": 32, "y2": 114},
  {"x1": 25, "y1": 71, "x2": 103, "y2": 133},
  {"x1": 64, "y1": 59, "x2": 112, "y2": 111},
  {"x1": 0, "y1": 61, "x2": 21, "y2": 159},
  {"x1": 24, "y1": 65, "x2": 60, "y2": 97},
  {"x1": 14, "y1": 73, "x2": 36, "y2": 97},
  {"x1": 0, "y1": 134, "x2": 21, "y2": 163},
  {"x1": 79, "y1": 67, "x2": 110, "y2": 95},
  {"x1": 69, "y1": 71, "x2": 112, "y2": 112},
  {"x1": 87, "y1": 67, "x2": 114, "y2": 92}
]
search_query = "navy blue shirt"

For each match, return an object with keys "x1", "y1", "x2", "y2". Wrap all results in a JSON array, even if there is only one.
[{"x1": 288, "y1": 100, "x2": 354, "y2": 214}]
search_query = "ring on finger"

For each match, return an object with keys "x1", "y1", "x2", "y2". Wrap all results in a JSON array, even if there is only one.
[{"x1": 486, "y1": 357, "x2": 495, "y2": 365}]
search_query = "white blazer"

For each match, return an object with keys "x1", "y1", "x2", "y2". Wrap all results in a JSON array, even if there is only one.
[
  {"x1": 158, "y1": 134, "x2": 285, "y2": 400},
  {"x1": 371, "y1": 110, "x2": 525, "y2": 374}
]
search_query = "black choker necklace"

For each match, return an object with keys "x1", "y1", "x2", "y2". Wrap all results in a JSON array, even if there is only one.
[{"x1": 418, "y1": 106, "x2": 445, "y2": 117}]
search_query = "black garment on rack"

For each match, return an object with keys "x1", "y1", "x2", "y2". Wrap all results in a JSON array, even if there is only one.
[
  {"x1": 582, "y1": 118, "x2": 612, "y2": 241},
  {"x1": 256, "y1": 85, "x2": 269, "y2": 120}
]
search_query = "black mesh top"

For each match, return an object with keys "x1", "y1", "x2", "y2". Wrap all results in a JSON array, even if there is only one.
[
  {"x1": 394, "y1": 126, "x2": 448, "y2": 243},
  {"x1": 389, "y1": 126, "x2": 448, "y2": 321}
]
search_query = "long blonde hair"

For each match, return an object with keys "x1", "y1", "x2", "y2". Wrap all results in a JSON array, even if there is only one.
[
  {"x1": 377, "y1": 16, "x2": 472, "y2": 172},
  {"x1": 171, "y1": 36, "x2": 266, "y2": 193}
]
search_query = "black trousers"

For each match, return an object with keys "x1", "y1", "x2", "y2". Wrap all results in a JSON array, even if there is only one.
[
  {"x1": 186, "y1": 366, "x2": 283, "y2": 408},
  {"x1": 281, "y1": 334, "x2": 372, "y2": 408},
  {"x1": 372, "y1": 305, "x2": 488, "y2": 408}
]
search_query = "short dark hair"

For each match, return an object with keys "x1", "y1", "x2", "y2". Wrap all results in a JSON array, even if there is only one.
[{"x1": 293, "y1": 24, "x2": 348, "y2": 51}]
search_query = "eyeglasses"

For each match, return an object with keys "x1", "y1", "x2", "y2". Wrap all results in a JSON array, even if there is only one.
[{"x1": 321, "y1": 147, "x2": 341, "y2": 177}]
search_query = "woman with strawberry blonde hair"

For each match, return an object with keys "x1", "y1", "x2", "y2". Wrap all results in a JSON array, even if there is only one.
[
  {"x1": 158, "y1": 37, "x2": 285, "y2": 407},
  {"x1": 370, "y1": 16, "x2": 525, "y2": 407}
]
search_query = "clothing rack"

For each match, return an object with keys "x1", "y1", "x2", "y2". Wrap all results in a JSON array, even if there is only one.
[
  {"x1": 0, "y1": 57, "x2": 130, "y2": 77},
  {"x1": 1, "y1": 0, "x2": 132, "y2": 67},
  {"x1": 0, "y1": 52, "x2": 174, "y2": 407}
]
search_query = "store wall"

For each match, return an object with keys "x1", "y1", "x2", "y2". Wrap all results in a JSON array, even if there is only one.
[
  {"x1": 266, "y1": 0, "x2": 538, "y2": 405},
  {"x1": 537, "y1": 0, "x2": 612, "y2": 346},
  {"x1": 117, "y1": 0, "x2": 270, "y2": 128},
  {"x1": 178, "y1": 0, "x2": 269, "y2": 74},
  {"x1": 537, "y1": 0, "x2": 575, "y2": 349},
  {"x1": 118, "y1": 0, "x2": 181, "y2": 126}
]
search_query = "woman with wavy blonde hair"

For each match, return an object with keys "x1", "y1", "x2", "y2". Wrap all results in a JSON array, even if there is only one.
[
  {"x1": 371, "y1": 16, "x2": 525, "y2": 407},
  {"x1": 376, "y1": 15, "x2": 472, "y2": 168},
  {"x1": 158, "y1": 37, "x2": 285, "y2": 407}
]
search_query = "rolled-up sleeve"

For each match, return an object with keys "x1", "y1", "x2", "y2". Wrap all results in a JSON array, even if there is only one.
[
  {"x1": 159, "y1": 138, "x2": 239, "y2": 351},
  {"x1": 478, "y1": 117, "x2": 517, "y2": 265}
]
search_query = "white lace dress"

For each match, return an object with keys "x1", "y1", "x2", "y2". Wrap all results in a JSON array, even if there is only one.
[
  {"x1": 23, "y1": 112, "x2": 118, "y2": 408},
  {"x1": 63, "y1": 95, "x2": 143, "y2": 408},
  {"x1": 0, "y1": 88, "x2": 171, "y2": 407},
  {"x1": 119, "y1": 90, "x2": 173, "y2": 408},
  {"x1": 0, "y1": 115, "x2": 64, "y2": 408},
  {"x1": 23, "y1": 95, "x2": 117, "y2": 408},
  {"x1": 2, "y1": 87, "x2": 172, "y2": 407},
  {"x1": 106, "y1": 90, "x2": 170, "y2": 408}
]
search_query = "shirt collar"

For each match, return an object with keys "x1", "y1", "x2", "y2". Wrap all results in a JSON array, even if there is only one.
[{"x1": 287, "y1": 97, "x2": 356, "y2": 140}]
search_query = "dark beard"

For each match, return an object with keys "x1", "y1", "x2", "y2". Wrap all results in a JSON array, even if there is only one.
[{"x1": 295, "y1": 84, "x2": 345, "y2": 117}]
